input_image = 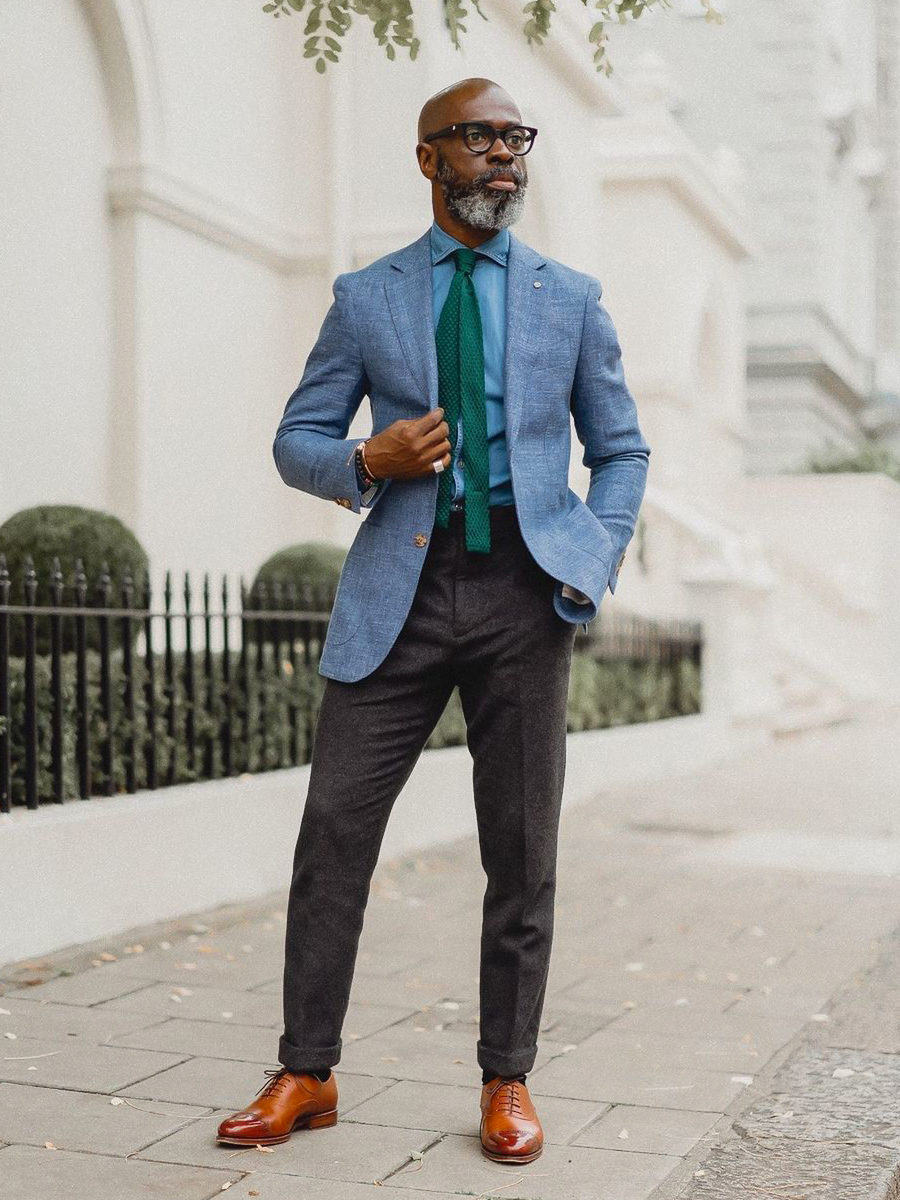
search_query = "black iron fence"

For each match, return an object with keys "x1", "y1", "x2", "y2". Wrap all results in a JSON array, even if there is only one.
[{"x1": 0, "y1": 554, "x2": 702, "y2": 813}]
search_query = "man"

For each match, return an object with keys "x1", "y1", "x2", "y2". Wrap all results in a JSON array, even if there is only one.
[{"x1": 217, "y1": 77, "x2": 650, "y2": 1165}]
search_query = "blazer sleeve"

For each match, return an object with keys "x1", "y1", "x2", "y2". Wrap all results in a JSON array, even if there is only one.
[
  {"x1": 570, "y1": 276, "x2": 650, "y2": 595},
  {"x1": 273, "y1": 272, "x2": 392, "y2": 515}
]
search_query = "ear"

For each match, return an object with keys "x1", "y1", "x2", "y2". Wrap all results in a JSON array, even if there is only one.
[{"x1": 416, "y1": 142, "x2": 437, "y2": 181}]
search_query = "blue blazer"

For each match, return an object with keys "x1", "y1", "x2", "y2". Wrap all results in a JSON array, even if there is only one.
[{"x1": 273, "y1": 226, "x2": 650, "y2": 682}]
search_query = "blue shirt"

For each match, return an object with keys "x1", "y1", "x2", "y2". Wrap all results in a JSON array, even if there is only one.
[{"x1": 429, "y1": 219, "x2": 514, "y2": 508}]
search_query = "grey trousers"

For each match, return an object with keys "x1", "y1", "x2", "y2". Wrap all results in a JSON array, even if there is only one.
[{"x1": 278, "y1": 502, "x2": 577, "y2": 1079}]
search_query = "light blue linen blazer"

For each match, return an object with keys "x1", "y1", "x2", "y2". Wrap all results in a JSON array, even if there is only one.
[{"x1": 273, "y1": 226, "x2": 650, "y2": 682}]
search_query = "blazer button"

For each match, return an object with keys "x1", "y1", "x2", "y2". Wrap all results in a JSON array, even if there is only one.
[{"x1": 414, "y1": 532, "x2": 428, "y2": 547}]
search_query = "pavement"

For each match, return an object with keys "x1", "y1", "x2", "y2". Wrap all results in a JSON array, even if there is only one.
[{"x1": 2, "y1": 706, "x2": 900, "y2": 1200}]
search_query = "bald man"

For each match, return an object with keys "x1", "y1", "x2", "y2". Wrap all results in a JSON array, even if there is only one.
[{"x1": 217, "y1": 77, "x2": 650, "y2": 1165}]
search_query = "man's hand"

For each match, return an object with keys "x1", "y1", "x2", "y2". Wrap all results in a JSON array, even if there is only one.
[{"x1": 364, "y1": 407, "x2": 452, "y2": 481}]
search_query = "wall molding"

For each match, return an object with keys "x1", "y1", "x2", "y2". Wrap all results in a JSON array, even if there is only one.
[{"x1": 107, "y1": 162, "x2": 328, "y2": 275}]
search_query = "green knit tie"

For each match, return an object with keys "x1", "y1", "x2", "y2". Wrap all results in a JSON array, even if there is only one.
[{"x1": 434, "y1": 246, "x2": 491, "y2": 553}]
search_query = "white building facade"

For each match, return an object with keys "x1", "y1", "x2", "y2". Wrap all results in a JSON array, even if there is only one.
[{"x1": 2, "y1": 0, "x2": 898, "y2": 731}]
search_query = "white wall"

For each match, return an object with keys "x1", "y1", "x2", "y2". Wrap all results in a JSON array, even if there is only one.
[{"x1": 0, "y1": 0, "x2": 114, "y2": 513}]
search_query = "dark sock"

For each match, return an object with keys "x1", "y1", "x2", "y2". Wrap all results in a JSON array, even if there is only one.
[
  {"x1": 289, "y1": 1067, "x2": 331, "y2": 1081},
  {"x1": 482, "y1": 1068, "x2": 526, "y2": 1085}
]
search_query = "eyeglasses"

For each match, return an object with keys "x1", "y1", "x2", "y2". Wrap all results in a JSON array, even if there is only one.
[{"x1": 422, "y1": 122, "x2": 538, "y2": 156}]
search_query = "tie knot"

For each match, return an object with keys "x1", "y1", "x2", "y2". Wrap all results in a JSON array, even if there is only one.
[{"x1": 453, "y1": 247, "x2": 478, "y2": 275}]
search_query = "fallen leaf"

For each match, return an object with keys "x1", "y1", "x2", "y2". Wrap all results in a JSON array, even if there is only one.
[
  {"x1": 44, "y1": 1141, "x2": 56, "y2": 1149},
  {"x1": 4, "y1": 1051, "x2": 61, "y2": 1061},
  {"x1": 99, "y1": 952, "x2": 117, "y2": 962}
]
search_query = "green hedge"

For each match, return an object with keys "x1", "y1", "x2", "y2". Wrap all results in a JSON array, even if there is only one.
[
  {"x1": 802, "y1": 444, "x2": 900, "y2": 483},
  {"x1": 2, "y1": 646, "x2": 325, "y2": 806},
  {"x1": 0, "y1": 505, "x2": 150, "y2": 657},
  {"x1": 2, "y1": 647, "x2": 700, "y2": 808}
]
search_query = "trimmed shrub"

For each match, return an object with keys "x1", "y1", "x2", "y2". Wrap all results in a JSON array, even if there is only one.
[
  {"x1": 250, "y1": 543, "x2": 347, "y2": 609},
  {"x1": 3, "y1": 644, "x2": 324, "y2": 807},
  {"x1": 802, "y1": 444, "x2": 900, "y2": 483},
  {"x1": 0, "y1": 505, "x2": 149, "y2": 656}
]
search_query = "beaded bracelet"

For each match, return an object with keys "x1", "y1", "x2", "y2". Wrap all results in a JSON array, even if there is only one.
[{"x1": 354, "y1": 439, "x2": 378, "y2": 489}]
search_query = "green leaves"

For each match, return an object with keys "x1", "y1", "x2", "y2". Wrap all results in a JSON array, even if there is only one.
[{"x1": 260, "y1": 0, "x2": 722, "y2": 73}]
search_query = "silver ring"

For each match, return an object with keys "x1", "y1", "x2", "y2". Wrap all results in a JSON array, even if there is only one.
[{"x1": 431, "y1": 459, "x2": 445, "y2": 474}]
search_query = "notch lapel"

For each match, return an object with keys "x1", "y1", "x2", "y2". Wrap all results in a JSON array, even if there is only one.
[
  {"x1": 503, "y1": 230, "x2": 547, "y2": 446},
  {"x1": 384, "y1": 230, "x2": 437, "y2": 413}
]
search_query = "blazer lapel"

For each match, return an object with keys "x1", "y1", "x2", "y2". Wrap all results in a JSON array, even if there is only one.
[
  {"x1": 383, "y1": 225, "x2": 548, "y2": 438},
  {"x1": 384, "y1": 230, "x2": 437, "y2": 413},
  {"x1": 504, "y1": 230, "x2": 547, "y2": 445}
]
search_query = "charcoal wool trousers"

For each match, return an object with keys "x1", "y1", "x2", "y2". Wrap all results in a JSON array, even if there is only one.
[{"x1": 278, "y1": 502, "x2": 578, "y2": 1079}]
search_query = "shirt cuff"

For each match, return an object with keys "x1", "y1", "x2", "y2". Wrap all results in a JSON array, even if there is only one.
[{"x1": 561, "y1": 583, "x2": 592, "y2": 605}]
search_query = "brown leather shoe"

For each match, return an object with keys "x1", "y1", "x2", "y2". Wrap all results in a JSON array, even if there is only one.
[
  {"x1": 216, "y1": 1068, "x2": 338, "y2": 1146},
  {"x1": 479, "y1": 1075, "x2": 543, "y2": 1163}
]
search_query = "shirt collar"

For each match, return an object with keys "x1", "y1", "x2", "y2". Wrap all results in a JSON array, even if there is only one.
[{"x1": 429, "y1": 218, "x2": 510, "y2": 268}]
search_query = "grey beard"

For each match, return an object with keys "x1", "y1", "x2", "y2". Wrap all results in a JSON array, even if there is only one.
[{"x1": 435, "y1": 159, "x2": 527, "y2": 231}]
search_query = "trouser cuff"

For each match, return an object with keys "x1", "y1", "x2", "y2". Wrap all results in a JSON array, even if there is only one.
[
  {"x1": 278, "y1": 1033, "x2": 342, "y2": 1073},
  {"x1": 477, "y1": 1040, "x2": 537, "y2": 1079}
]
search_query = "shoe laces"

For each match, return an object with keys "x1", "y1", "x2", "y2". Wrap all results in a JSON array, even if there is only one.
[
  {"x1": 494, "y1": 1079, "x2": 525, "y2": 1115},
  {"x1": 256, "y1": 1068, "x2": 292, "y2": 1098}
]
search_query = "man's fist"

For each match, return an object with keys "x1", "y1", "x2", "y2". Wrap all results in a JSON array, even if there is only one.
[{"x1": 363, "y1": 407, "x2": 452, "y2": 481}]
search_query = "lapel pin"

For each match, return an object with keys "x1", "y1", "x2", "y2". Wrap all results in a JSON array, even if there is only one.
[{"x1": 533, "y1": 280, "x2": 542, "y2": 288}]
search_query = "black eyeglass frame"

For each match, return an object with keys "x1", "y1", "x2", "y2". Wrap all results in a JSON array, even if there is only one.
[{"x1": 421, "y1": 122, "x2": 539, "y2": 156}]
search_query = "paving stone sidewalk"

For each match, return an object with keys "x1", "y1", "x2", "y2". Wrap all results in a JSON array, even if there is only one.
[{"x1": 2, "y1": 707, "x2": 900, "y2": 1200}]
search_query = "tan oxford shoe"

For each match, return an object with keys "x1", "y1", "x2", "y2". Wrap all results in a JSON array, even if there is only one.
[
  {"x1": 479, "y1": 1075, "x2": 543, "y2": 1164},
  {"x1": 216, "y1": 1068, "x2": 338, "y2": 1146}
]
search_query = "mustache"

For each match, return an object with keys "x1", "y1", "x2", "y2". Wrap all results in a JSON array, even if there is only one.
[
  {"x1": 437, "y1": 160, "x2": 527, "y2": 191},
  {"x1": 476, "y1": 164, "x2": 526, "y2": 187}
]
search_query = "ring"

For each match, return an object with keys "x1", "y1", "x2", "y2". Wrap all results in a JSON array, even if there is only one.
[{"x1": 431, "y1": 459, "x2": 445, "y2": 474}]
